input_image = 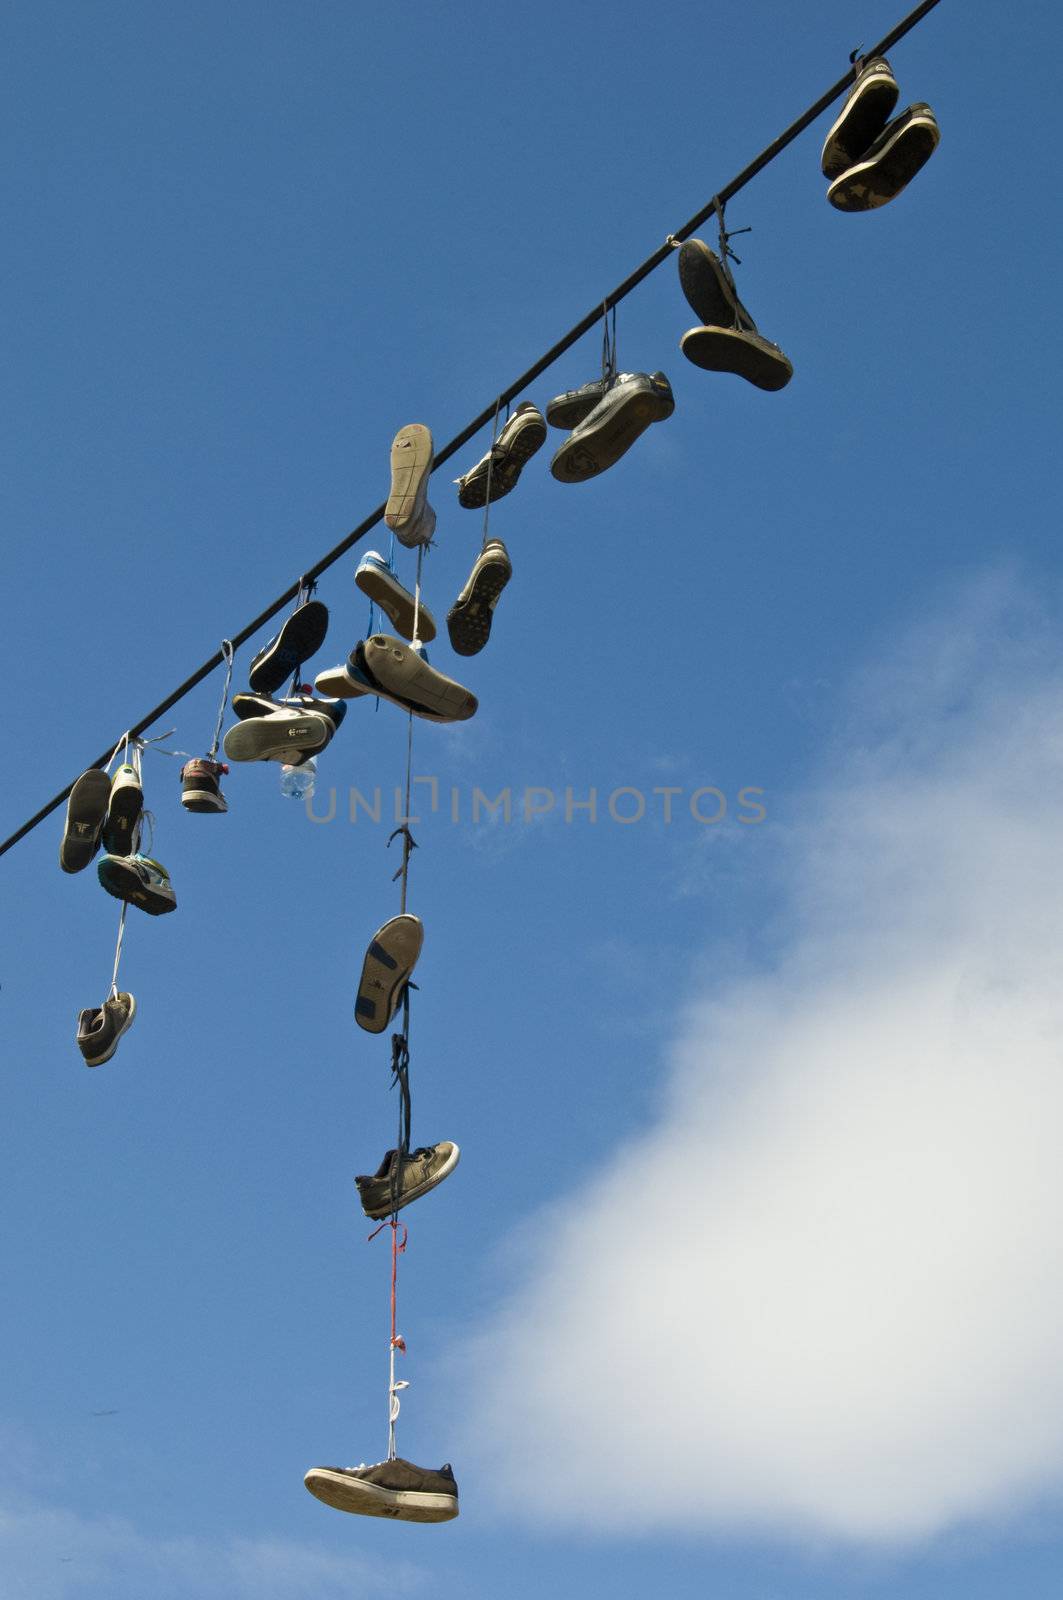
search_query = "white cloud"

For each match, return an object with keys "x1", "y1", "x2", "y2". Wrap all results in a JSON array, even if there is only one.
[{"x1": 462, "y1": 571, "x2": 1063, "y2": 1544}]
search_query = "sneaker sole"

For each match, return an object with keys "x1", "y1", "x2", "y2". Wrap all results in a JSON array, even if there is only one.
[
  {"x1": 102, "y1": 784, "x2": 143, "y2": 856},
  {"x1": 355, "y1": 913, "x2": 424, "y2": 1033},
  {"x1": 820, "y1": 62, "x2": 900, "y2": 179},
  {"x1": 361, "y1": 1142, "x2": 461, "y2": 1219},
  {"x1": 82, "y1": 995, "x2": 137, "y2": 1067},
  {"x1": 304, "y1": 1468, "x2": 458, "y2": 1522},
  {"x1": 680, "y1": 326, "x2": 793, "y2": 391},
  {"x1": 248, "y1": 601, "x2": 330, "y2": 694},
  {"x1": 59, "y1": 769, "x2": 112, "y2": 874},
  {"x1": 677, "y1": 239, "x2": 755, "y2": 331},
  {"x1": 223, "y1": 715, "x2": 330, "y2": 763},
  {"x1": 360, "y1": 637, "x2": 478, "y2": 723},
  {"x1": 97, "y1": 860, "x2": 176, "y2": 916},
  {"x1": 181, "y1": 789, "x2": 228, "y2": 813},
  {"x1": 827, "y1": 110, "x2": 939, "y2": 211},
  {"x1": 447, "y1": 549, "x2": 512, "y2": 656},
  {"x1": 385, "y1": 424, "x2": 433, "y2": 536},
  {"x1": 356, "y1": 561, "x2": 437, "y2": 642},
  {"x1": 457, "y1": 413, "x2": 548, "y2": 509},
  {"x1": 550, "y1": 391, "x2": 669, "y2": 483}
]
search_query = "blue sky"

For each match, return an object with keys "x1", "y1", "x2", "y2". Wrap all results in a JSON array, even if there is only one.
[{"x1": 5, "y1": 0, "x2": 1063, "y2": 1595}]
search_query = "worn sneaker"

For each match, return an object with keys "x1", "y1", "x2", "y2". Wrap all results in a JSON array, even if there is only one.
[
  {"x1": 455, "y1": 404, "x2": 547, "y2": 509},
  {"x1": 305, "y1": 1458, "x2": 458, "y2": 1522},
  {"x1": 248, "y1": 600, "x2": 330, "y2": 695},
  {"x1": 386, "y1": 424, "x2": 435, "y2": 548},
  {"x1": 77, "y1": 992, "x2": 137, "y2": 1067},
  {"x1": 680, "y1": 325, "x2": 793, "y2": 390},
  {"x1": 447, "y1": 540, "x2": 512, "y2": 656},
  {"x1": 351, "y1": 635, "x2": 478, "y2": 723},
  {"x1": 551, "y1": 371, "x2": 674, "y2": 483},
  {"x1": 821, "y1": 56, "x2": 901, "y2": 179},
  {"x1": 223, "y1": 705, "x2": 333, "y2": 763},
  {"x1": 59, "y1": 768, "x2": 112, "y2": 874},
  {"x1": 677, "y1": 239, "x2": 756, "y2": 331},
  {"x1": 355, "y1": 551, "x2": 437, "y2": 643},
  {"x1": 97, "y1": 853, "x2": 176, "y2": 915},
  {"x1": 355, "y1": 913, "x2": 424, "y2": 1033},
  {"x1": 827, "y1": 102, "x2": 940, "y2": 211},
  {"x1": 180, "y1": 757, "x2": 229, "y2": 814},
  {"x1": 101, "y1": 764, "x2": 144, "y2": 855},
  {"x1": 356, "y1": 1142, "x2": 460, "y2": 1219},
  {"x1": 545, "y1": 377, "x2": 613, "y2": 430}
]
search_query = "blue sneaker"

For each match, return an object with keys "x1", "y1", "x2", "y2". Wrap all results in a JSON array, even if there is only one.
[
  {"x1": 97, "y1": 853, "x2": 177, "y2": 916},
  {"x1": 355, "y1": 551, "x2": 436, "y2": 642}
]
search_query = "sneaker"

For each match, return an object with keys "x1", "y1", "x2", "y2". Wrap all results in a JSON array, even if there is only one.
[
  {"x1": 550, "y1": 371, "x2": 674, "y2": 483},
  {"x1": 97, "y1": 853, "x2": 176, "y2": 915},
  {"x1": 356, "y1": 1142, "x2": 460, "y2": 1219},
  {"x1": 248, "y1": 600, "x2": 330, "y2": 695},
  {"x1": 304, "y1": 1458, "x2": 459, "y2": 1522},
  {"x1": 827, "y1": 102, "x2": 940, "y2": 212},
  {"x1": 101, "y1": 764, "x2": 144, "y2": 855},
  {"x1": 545, "y1": 377, "x2": 613, "y2": 431},
  {"x1": 355, "y1": 913, "x2": 424, "y2": 1033},
  {"x1": 313, "y1": 662, "x2": 373, "y2": 700},
  {"x1": 455, "y1": 404, "x2": 548, "y2": 508},
  {"x1": 355, "y1": 551, "x2": 437, "y2": 643},
  {"x1": 223, "y1": 706, "x2": 333, "y2": 763},
  {"x1": 677, "y1": 239, "x2": 756, "y2": 331},
  {"x1": 820, "y1": 56, "x2": 901, "y2": 180},
  {"x1": 180, "y1": 757, "x2": 229, "y2": 814},
  {"x1": 350, "y1": 636, "x2": 478, "y2": 723},
  {"x1": 680, "y1": 325, "x2": 793, "y2": 391},
  {"x1": 59, "y1": 768, "x2": 112, "y2": 874},
  {"x1": 385, "y1": 424, "x2": 435, "y2": 548},
  {"x1": 447, "y1": 540, "x2": 512, "y2": 656},
  {"x1": 77, "y1": 992, "x2": 136, "y2": 1067}
]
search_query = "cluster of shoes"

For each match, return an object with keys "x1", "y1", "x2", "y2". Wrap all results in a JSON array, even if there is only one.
[{"x1": 821, "y1": 54, "x2": 939, "y2": 211}]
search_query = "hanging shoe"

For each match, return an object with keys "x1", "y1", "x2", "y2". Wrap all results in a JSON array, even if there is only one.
[
  {"x1": 820, "y1": 56, "x2": 901, "y2": 180},
  {"x1": 76, "y1": 993, "x2": 137, "y2": 1067},
  {"x1": 550, "y1": 371, "x2": 674, "y2": 484},
  {"x1": 304, "y1": 1459, "x2": 459, "y2": 1522},
  {"x1": 313, "y1": 661, "x2": 374, "y2": 700},
  {"x1": 97, "y1": 853, "x2": 177, "y2": 916},
  {"x1": 349, "y1": 636, "x2": 478, "y2": 723},
  {"x1": 827, "y1": 103, "x2": 940, "y2": 211},
  {"x1": 385, "y1": 424, "x2": 435, "y2": 548},
  {"x1": 355, "y1": 551, "x2": 437, "y2": 643},
  {"x1": 355, "y1": 912, "x2": 424, "y2": 1033},
  {"x1": 680, "y1": 325, "x2": 792, "y2": 390},
  {"x1": 101, "y1": 763, "x2": 144, "y2": 855},
  {"x1": 59, "y1": 768, "x2": 112, "y2": 874},
  {"x1": 356, "y1": 1142, "x2": 460, "y2": 1220},
  {"x1": 223, "y1": 704, "x2": 334, "y2": 763},
  {"x1": 454, "y1": 404, "x2": 548, "y2": 509},
  {"x1": 446, "y1": 540, "x2": 512, "y2": 657},
  {"x1": 248, "y1": 600, "x2": 330, "y2": 695},
  {"x1": 677, "y1": 239, "x2": 756, "y2": 331},
  {"x1": 545, "y1": 377, "x2": 613, "y2": 430},
  {"x1": 180, "y1": 757, "x2": 229, "y2": 814}
]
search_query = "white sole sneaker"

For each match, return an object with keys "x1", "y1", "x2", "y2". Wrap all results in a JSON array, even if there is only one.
[
  {"x1": 385, "y1": 424, "x2": 433, "y2": 538},
  {"x1": 359, "y1": 635, "x2": 477, "y2": 723},
  {"x1": 303, "y1": 1468, "x2": 458, "y2": 1522},
  {"x1": 355, "y1": 553, "x2": 436, "y2": 642},
  {"x1": 223, "y1": 710, "x2": 330, "y2": 763}
]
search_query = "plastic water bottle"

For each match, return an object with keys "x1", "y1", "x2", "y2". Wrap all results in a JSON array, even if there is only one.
[{"x1": 280, "y1": 759, "x2": 316, "y2": 800}]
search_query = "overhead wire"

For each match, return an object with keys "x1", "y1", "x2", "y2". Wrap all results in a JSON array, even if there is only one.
[{"x1": 0, "y1": 0, "x2": 944, "y2": 863}]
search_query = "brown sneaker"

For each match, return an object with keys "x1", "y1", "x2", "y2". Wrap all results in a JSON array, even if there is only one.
[
  {"x1": 304, "y1": 1458, "x2": 459, "y2": 1522},
  {"x1": 356, "y1": 1142, "x2": 460, "y2": 1219},
  {"x1": 355, "y1": 913, "x2": 424, "y2": 1034},
  {"x1": 680, "y1": 325, "x2": 793, "y2": 391},
  {"x1": 180, "y1": 758, "x2": 228, "y2": 814},
  {"x1": 827, "y1": 102, "x2": 940, "y2": 212}
]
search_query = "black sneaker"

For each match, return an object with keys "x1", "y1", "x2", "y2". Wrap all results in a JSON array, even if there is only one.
[
  {"x1": 550, "y1": 371, "x2": 674, "y2": 483},
  {"x1": 820, "y1": 56, "x2": 900, "y2": 180},
  {"x1": 248, "y1": 600, "x2": 330, "y2": 694},
  {"x1": 101, "y1": 763, "x2": 144, "y2": 855},
  {"x1": 356, "y1": 1143, "x2": 460, "y2": 1219},
  {"x1": 827, "y1": 102, "x2": 940, "y2": 212},
  {"x1": 680, "y1": 325, "x2": 793, "y2": 391},
  {"x1": 97, "y1": 853, "x2": 177, "y2": 915},
  {"x1": 447, "y1": 540, "x2": 512, "y2": 656},
  {"x1": 455, "y1": 404, "x2": 547, "y2": 508},
  {"x1": 59, "y1": 768, "x2": 111, "y2": 874},
  {"x1": 77, "y1": 992, "x2": 136, "y2": 1067},
  {"x1": 180, "y1": 757, "x2": 229, "y2": 814},
  {"x1": 545, "y1": 377, "x2": 612, "y2": 431},
  {"x1": 304, "y1": 1458, "x2": 459, "y2": 1522},
  {"x1": 677, "y1": 239, "x2": 756, "y2": 331}
]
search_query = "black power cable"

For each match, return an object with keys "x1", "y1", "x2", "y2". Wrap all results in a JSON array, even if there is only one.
[{"x1": 0, "y1": 0, "x2": 944, "y2": 862}]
